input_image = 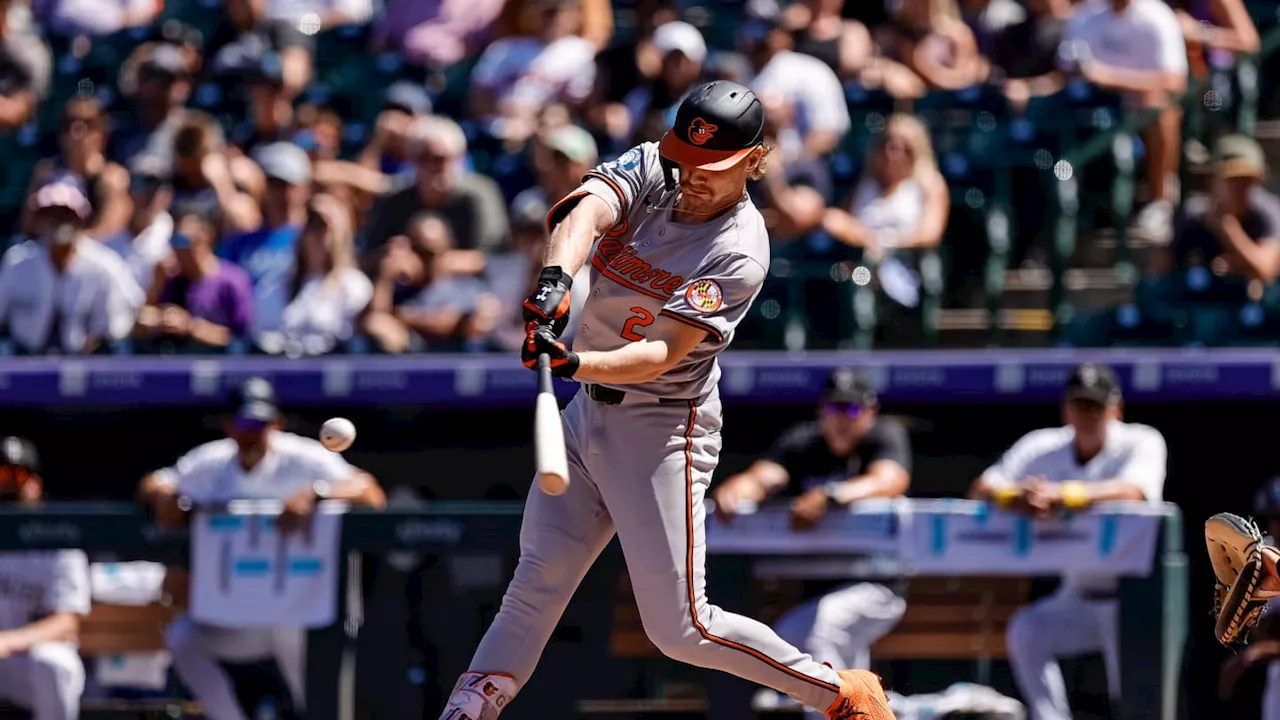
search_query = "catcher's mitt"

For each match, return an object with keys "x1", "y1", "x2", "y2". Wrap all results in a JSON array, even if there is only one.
[{"x1": 1206, "y1": 513, "x2": 1274, "y2": 646}]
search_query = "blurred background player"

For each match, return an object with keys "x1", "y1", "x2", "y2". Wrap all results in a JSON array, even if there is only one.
[
  {"x1": 135, "y1": 377, "x2": 386, "y2": 720},
  {"x1": 967, "y1": 363, "x2": 1168, "y2": 720},
  {"x1": 0, "y1": 435, "x2": 90, "y2": 720},
  {"x1": 713, "y1": 367, "x2": 911, "y2": 719}
]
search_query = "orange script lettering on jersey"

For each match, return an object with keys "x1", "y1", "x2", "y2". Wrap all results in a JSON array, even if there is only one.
[{"x1": 595, "y1": 238, "x2": 685, "y2": 296}]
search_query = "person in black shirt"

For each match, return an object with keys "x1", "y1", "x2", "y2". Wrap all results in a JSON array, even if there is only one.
[{"x1": 711, "y1": 368, "x2": 911, "y2": 714}]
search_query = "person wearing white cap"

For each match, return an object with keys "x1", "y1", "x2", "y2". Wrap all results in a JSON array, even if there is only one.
[
  {"x1": 615, "y1": 20, "x2": 709, "y2": 146},
  {"x1": 0, "y1": 177, "x2": 142, "y2": 354}
]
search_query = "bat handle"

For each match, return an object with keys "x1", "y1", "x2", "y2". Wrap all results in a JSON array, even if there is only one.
[{"x1": 537, "y1": 352, "x2": 553, "y2": 394}]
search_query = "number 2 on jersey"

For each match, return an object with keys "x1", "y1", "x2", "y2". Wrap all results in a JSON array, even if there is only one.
[{"x1": 621, "y1": 306, "x2": 656, "y2": 341}]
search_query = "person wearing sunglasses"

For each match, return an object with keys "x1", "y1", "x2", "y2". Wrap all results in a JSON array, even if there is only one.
[
  {"x1": 710, "y1": 367, "x2": 911, "y2": 716},
  {"x1": 136, "y1": 378, "x2": 385, "y2": 720},
  {"x1": 0, "y1": 435, "x2": 91, "y2": 720}
]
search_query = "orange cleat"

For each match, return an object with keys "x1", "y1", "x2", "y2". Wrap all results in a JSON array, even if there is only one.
[{"x1": 824, "y1": 669, "x2": 897, "y2": 720}]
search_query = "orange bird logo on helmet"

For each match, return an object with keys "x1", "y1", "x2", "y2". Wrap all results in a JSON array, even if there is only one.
[{"x1": 688, "y1": 117, "x2": 718, "y2": 146}]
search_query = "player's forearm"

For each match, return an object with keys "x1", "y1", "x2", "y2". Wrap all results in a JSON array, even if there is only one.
[
  {"x1": 330, "y1": 471, "x2": 386, "y2": 510},
  {"x1": 1088, "y1": 66, "x2": 1185, "y2": 95},
  {"x1": 575, "y1": 340, "x2": 675, "y2": 385},
  {"x1": 6, "y1": 612, "x2": 79, "y2": 650},
  {"x1": 1073, "y1": 478, "x2": 1148, "y2": 503},
  {"x1": 545, "y1": 194, "x2": 613, "y2": 276},
  {"x1": 829, "y1": 470, "x2": 908, "y2": 505}
]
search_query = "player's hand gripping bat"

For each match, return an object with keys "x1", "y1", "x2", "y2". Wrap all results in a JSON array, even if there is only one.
[{"x1": 534, "y1": 353, "x2": 570, "y2": 495}]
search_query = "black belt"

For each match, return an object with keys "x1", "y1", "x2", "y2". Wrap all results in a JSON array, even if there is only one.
[{"x1": 584, "y1": 384, "x2": 692, "y2": 405}]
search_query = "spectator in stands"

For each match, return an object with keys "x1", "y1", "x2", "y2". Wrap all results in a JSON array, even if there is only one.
[
  {"x1": 31, "y1": 0, "x2": 161, "y2": 36},
  {"x1": 523, "y1": 124, "x2": 599, "y2": 218},
  {"x1": 0, "y1": 178, "x2": 142, "y2": 355},
  {"x1": 1060, "y1": 0, "x2": 1188, "y2": 242},
  {"x1": 741, "y1": 0, "x2": 851, "y2": 159},
  {"x1": 212, "y1": 1, "x2": 315, "y2": 100},
  {"x1": 23, "y1": 96, "x2": 133, "y2": 244},
  {"x1": 230, "y1": 51, "x2": 296, "y2": 157},
  {"x1": 864, "y1": 0, "x2": 985, "y2": 97},
  {"x1": 113, "y1": 43, "x2": 193, "y2": 168},
  {"x1": 137, "y1": 377, "x2": 385, "y2": 720},
  {"x1": 960, "y1": 0, "x2": 1026, "y2": 58},
  {"x1": 587, "y1": 0, "x2": 678, "y2": 139},
  {"x1": 489, "y1": 193, "x2": 553, "y2": 353},
  {"x1": 823, "y1": 114, "x2": 949, "y2": 319},
  {"x1": 0, "y1": 435, "x2": 90, "y2": 720},
  {"x1": 1172, "y1": 0, "x2": 1260, "y2": 73},
  {"x1": 372, "y1": 0, "x2": 505, "y2": 69},
  {"x1": 1156, "y1": 134, "x2": 1280, "y2": 306},
  {"x1": 751, "y1": 92, "x2": 831, "y2": 242},
  {"x1": 779, "y1": 0, "x2": 874, "y2": 80},
  {"x1": 255, "y1": 193, "x2": 372, "y2": 356},
  {"x1": 291, "y1": 104, "x2": 343, "y2": 163},
  {"x1": 362, "y1": 212, "x2": 500, "y2": 353},
  {"x1": 468, "y1": 0, "x2": 598, "y2": 144},
  {"x1": 255, "y1": 0, "x2": 373, "y2": 30},
  {"x1": 712, "y1": 368, "x2": 910, "y2": 718},
  {"x1": 105, "y1": 154, "x2": 174, "y2": 292},
  {"x1": 619, "y1": 20, "x2": 707, "y2": 147},
  {"x1": 169, "y1": 111, "x2": 263, "y2": 233},
  {"x1": 967, "y1": 363, "x2": 1168, "y2": 720},
  {"x1": 219, "y1": 141, "x2": 311, "y2": 295},
  {"x1": 359, "y1": 116, "x2": 509, "y2": 262},
  {"x1": 0, "y1": 0, "x2": 50, "y2": 132},
  {"x1": 988, "y1": 0, "x2": 1072, "y2": 109},
  {"x1": 136, "y1": 203, "x2": 253, "y2": 353},
  {"x1": 356, "y1": 82, "x2": 434, "y2": 183}
]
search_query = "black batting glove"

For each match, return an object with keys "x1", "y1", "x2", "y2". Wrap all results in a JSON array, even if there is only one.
[
  {"x1": 522, "y1": 325, "x2": 579, "y2": 378},
  {"x1": 522, "y1": 266, "x2": 573, "y2": 337}
]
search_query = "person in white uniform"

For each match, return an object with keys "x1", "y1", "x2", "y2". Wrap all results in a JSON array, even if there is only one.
[
  {"x1": 967, "y1": 363, "x2": 1168, "y2": 720},
  {"x1": 137, "y1": 378, "x2": 386, "y2": 720},
  {"x1": 0, "y1": 436, "x2": 90, "y2": 720}
]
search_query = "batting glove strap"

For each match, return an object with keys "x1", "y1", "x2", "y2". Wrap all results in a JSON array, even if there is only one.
[{"x1": 522, "y1": 325, "x2": 579, "y2": 378}]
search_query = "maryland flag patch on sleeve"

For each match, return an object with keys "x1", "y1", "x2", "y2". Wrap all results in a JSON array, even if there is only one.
[{"x1": 686, "y1": 279, "x2": 724, "y2": 313}]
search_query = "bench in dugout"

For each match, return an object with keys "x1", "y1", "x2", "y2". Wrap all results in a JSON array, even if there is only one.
[
  {"x1": 0, "y1": 571, "x2": 196, "y2": 720},
  {"x1": 591, "y1": 574, "x2": 1030, "y2": 715}
]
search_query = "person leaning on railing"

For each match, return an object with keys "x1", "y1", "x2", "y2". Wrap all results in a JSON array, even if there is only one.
[
  {"x1": 136, "y1": 378, "x2": 385, "y2": 720},
  {"x1": 967, "y1": 362, "x2": 1168, "y2": 720}
]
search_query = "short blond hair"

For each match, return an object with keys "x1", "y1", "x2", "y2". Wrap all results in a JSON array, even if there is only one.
[{"x1": 409, "y1": 115, "x2": 467, "y2": 159}]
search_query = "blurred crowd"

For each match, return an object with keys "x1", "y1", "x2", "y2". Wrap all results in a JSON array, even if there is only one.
[{"x1": 0, "y1": 0, "x2": 1268, "y2": 355}]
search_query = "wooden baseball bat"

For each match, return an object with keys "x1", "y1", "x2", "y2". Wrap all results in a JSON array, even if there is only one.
[{"x1": 534, "y1": 353, "x2": 570, "y2": 495}]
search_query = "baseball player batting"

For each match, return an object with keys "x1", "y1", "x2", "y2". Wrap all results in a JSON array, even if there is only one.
[{"x1": 438, "y1": 81, "x2": 894, "y2": 720}]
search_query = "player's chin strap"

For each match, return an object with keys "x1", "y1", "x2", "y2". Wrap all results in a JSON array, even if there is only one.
[{"x1": 660, "y1": 156, "x2": 679, "y2": 194}]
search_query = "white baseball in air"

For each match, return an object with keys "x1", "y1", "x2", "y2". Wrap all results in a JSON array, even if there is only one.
[{"x1": 320, "y1": 417, "x2": 357, "y2": 452}]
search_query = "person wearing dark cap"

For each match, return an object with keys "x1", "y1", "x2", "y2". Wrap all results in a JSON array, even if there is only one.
[
  {"x1": 136, "y1": 377, "x2": 385, "y2": 720},
  {"x1": 444, "y1": 82, "x2": 895, "y2": 719},
  {"x1": 114, "y1": 42, "x2": 193, "y2": 168},
  {"x1": 0, "y1": 177, "x2": 143, "y2": 354},
  {"x1": 355, "y1": 82, "x2": 433, "y2": 181},
  {"x1": 967, "y1": 362, "x2": 1167, "y2": 720},
  {"x1": 0, "y1": 435, "x2": 91, "y2": 720},
  {"x1": 1160, "y1": 134, "x2": 1280, "y2": 309},
  {"x1": 104, "y1": 153, "x2": 175, "y2": 290},
  {"x1": 712, "y1": 368, "x2": 911, "y2": 717}
]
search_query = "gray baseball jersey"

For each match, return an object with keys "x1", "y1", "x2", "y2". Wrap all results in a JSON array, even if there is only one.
[
  {"x1": 455, "y1": 142, "x2": 849, "y2": 720},
  {"x1": 556, "y1": 142, "x2": 770, "y2": 399},
  {"x1": 0, "y1": 551, "x2": 90, "y2": 629}
]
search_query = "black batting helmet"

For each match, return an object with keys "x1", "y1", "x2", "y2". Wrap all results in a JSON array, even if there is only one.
[{"x1": 659, "y1": 81, "x2": 764, "y2": 171}]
